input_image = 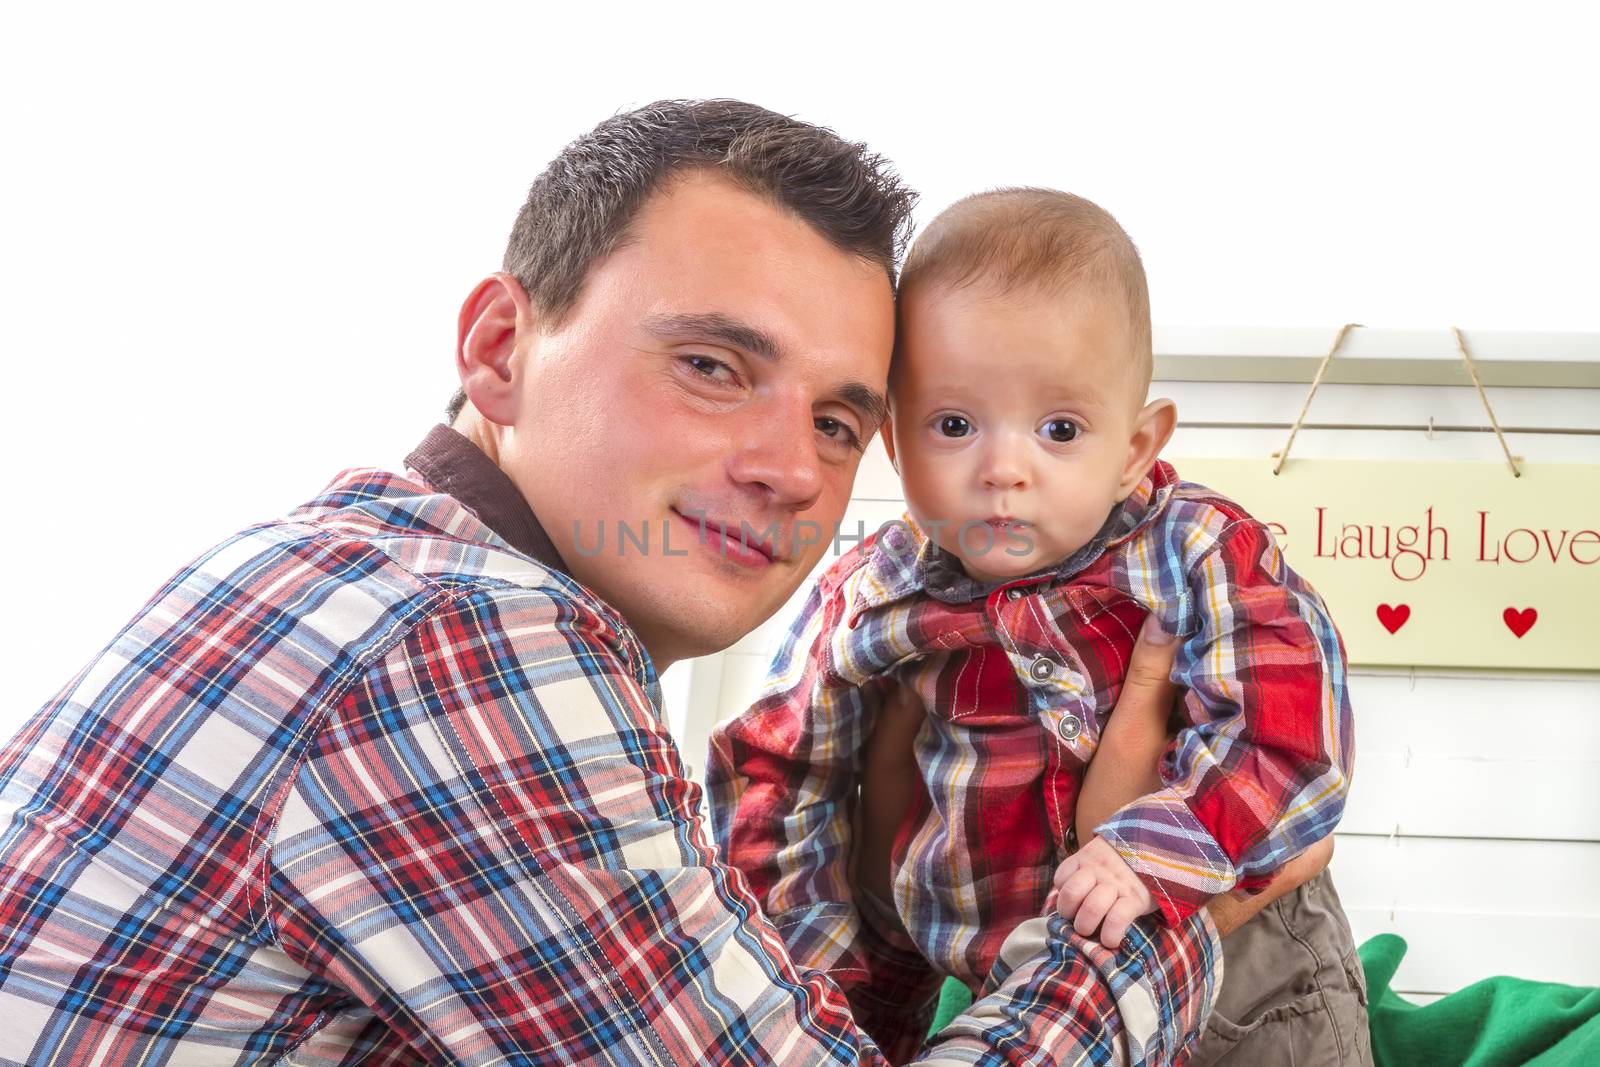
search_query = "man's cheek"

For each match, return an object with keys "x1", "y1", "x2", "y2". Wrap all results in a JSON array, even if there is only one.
[{"x1": 792, "y1": 520, "x2": 829, "y2": 562}]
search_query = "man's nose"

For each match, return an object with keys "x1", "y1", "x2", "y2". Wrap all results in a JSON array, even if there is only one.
[
  {"x1": 725, "y1": 394, "x2": 825, "y2": 512},
  {"x1": 979, "y1": 432, "x2": 1030, "y2": 492}
]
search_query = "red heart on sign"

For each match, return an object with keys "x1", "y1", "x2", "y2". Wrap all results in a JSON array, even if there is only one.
[
  {"x1": 1503, "y1": 607, "x2": 1537, "y2": 638},
  {"x1": 1376, "y1": 604, "x2": 1410, "y2": 634}
]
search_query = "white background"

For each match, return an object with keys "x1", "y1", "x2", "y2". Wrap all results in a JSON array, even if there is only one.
[
  {"x1": 3, "y1": 0, "x2": 1598, "y2": 1002},
  {"x1": 3, "y1": 1, "x2": 1596, "y2": 713}
]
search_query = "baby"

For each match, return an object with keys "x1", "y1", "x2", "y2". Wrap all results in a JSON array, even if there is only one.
[{"x1": 709, "y1": 189, "x2": 1368, "y2": 1065}]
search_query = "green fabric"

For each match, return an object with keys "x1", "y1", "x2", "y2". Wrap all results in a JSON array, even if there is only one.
[
  {"x1": 925, "y1": 935, "x2": 1600, "y2": 1066},
  {"x1": 928, "y1": 977, "x2": 973, "y2": 1037},
  {"x1": 1360, "y1": 934, "x2": 1600, "y2": 1067}
]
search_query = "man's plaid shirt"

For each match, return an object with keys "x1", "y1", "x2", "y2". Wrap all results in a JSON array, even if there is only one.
[
  {"x1": 0, "y1": 433, "x2": 1219, "y2": 1065},
  {"x1": 709, "y1": 460, "x2": 1351, "y2": 1054}
]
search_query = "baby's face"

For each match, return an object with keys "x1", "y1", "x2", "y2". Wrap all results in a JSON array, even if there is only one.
[{"x1": 887, "y1": 282, "x2": 1149, "y2": 584}]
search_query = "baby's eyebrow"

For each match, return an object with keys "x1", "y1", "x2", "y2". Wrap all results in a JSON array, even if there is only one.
[{"x1": 644, "y1": 312, "x2": 783, "y2": 362}]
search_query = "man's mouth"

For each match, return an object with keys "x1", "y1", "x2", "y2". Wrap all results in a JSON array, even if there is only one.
[{"x1": 672, "y1": 509, "x2": 780, "y2": 567}]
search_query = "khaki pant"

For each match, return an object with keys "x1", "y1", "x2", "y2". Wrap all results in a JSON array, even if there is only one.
[{"x1": 1186, "y1": 872, "x2": 1372, "y2": 1066}]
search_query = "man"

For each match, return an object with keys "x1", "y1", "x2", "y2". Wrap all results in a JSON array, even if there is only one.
[{"x1": 0, "y1": 99, "x2": 1262, "y2": 1064}]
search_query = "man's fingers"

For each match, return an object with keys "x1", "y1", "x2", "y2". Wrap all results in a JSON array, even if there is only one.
[
  {"x1": 1124, "y1": 614, "x2": 1181, "y2": 699},
  {"x1": 1073, "y1": 883, "x2": 1119, "y2": 938},
  {"x1": 862, "y1": 686, "x2": 924, "y2": 767}
]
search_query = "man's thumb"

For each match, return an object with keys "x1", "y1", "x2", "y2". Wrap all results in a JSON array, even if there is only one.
[{"x1": 1127, "y1": 615, "x2": 1180, "y2": 691}]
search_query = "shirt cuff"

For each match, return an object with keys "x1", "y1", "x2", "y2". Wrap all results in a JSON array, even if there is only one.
[{"x1": 1096, "y1": 787, "x2": 1239, "y2": 926}]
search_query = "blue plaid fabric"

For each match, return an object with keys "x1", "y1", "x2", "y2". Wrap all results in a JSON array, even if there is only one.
[{"x1": 0, "y1": 454, "x2": 1219, "y2": 1064}]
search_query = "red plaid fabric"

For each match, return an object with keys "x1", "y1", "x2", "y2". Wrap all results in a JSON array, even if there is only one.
[
  {"x1": 709, "y1": 461, "x2": 1351, "y2": 1055},
  {"x1": 0, "y1": 455, "x2": 1219, "y2": 1065}
]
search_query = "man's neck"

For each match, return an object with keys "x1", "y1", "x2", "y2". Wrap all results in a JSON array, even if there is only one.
[
  {"x1": 442, "y1": 412, "x2": 678, "y2": 671},
  {"x1": 452, "y1": 410, "x2": 501, "y2": 465},
  {"x1": 409, "y1": 421, "x2": 563, "y2": 571}
]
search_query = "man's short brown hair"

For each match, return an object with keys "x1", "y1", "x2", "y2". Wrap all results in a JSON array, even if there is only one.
[
  {"x1": 447, "y1": 99, "x2": 916, "y2": 421},
  {"x1": 897, "y1": 187, "x2": 1153, "y2": 386}
]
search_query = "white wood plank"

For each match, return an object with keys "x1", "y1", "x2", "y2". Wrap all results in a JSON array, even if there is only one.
[
  {"x1": 1166, "y1": 426, "x2": 1600, "y2": 466},
  {"x1": 1150, "y1": 327, "x2": 1600, "y2": 389},
  {"x1": 712, "y1": 652, "x2": 773, "y2": 727},
  {"x1": 1341, "y1": 753, "x2": 1600, "y2": 840},
  {"x1": 1342, "y1": 908, "x2": 1600, "y2": 991},
  {"x1": 1348, "y1": 673, "x2": 1600, "y2": 760},
  {"x1": 1339, "y1": 672, "x2": 1600, "y2": 840},
  {"x1": 674, "y1": 654, "x2": 724, "y2": 784},
  {"x1": 1152, "y1": 381, "x2": 1600, "y2": 430},
  {"x1": 1331, "y1": 836, "x2": 1600, "y2": 918},
  {"x1": 1152, "y1": 326, "x2": 1600, "y2": 366}
]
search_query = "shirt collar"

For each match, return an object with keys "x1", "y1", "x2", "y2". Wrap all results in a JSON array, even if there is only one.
[
  {"x1": 405, "y1": 424, "x2": 567, "y2": 572},
  {"x1": 860, "y1": 459, "x2": 1183, "y2": 608}
]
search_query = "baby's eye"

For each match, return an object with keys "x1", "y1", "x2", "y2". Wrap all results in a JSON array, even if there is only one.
[
  {"x1": 1041, "y1": 419, "x2": 1080, "y2": 443},
  {"x1": 938, "y1": 415, "x2": 971, "y2": 438}
]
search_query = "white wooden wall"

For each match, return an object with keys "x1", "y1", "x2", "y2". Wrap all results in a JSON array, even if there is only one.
[{"x1": 665, "y1": 329, "x2": 1600, "y2": 1001}]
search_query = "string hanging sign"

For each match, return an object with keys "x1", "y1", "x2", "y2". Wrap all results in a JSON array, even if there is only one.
[{"x1": 1177, "y1": 327, "x2": 1596, "y2": 670}]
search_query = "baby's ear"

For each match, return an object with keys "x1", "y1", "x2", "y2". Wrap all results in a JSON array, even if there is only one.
[
  {"x1": 879, "y1": 414, "x2": 900, "y2": 474},
  {"x1": 1117, "y1": 398, "x2": 1177, "y2": 500}
]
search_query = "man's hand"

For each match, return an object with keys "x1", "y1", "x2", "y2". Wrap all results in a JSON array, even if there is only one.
[
  {"x1": 1046, "y1": 836, "x2": 1157, "y2": 949},
  {"x1": 1205, "y1": 835, "x2": 1336, "y2": 937},
  {"x1": 855, "y1": 685, "x2": 925, "y2": 906}
]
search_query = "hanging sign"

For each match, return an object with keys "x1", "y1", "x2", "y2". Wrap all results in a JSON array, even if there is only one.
[{"x1": 1171, "y1": 458, "x2": 1600, "y2": 670}]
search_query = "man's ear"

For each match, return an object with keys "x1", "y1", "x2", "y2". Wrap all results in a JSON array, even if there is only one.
[
  {"x1": 1116, "y1": 397, "x2": 1177, "y2": 501},
  {"x1": 878, "y1": 413, "x2": 900, "y2": 474},
  {"x1": 457, "y1": 272, "x2": 534, "y2": 427}
]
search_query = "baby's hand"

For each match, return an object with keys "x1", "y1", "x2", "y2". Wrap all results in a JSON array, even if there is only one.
[{"x1": 1044, "y1": 837, "x2": 1156, "y2": 949}]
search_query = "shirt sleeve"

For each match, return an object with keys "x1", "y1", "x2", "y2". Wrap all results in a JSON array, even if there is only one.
[
  {"x1": 1096, "y1": 518, "x2": 1355, "y2": 927},
  {"x1": 266, "y1": 579, "x2": 1218, "y2": 1064},
  {"x1": 705, "y1": 576, "x2": 945, "y2": 1059},
  {"x1": 915, "y1": 910, "x2": 1222, "y2": 1067}
]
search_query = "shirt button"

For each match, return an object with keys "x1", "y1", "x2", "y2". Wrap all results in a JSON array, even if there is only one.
[
  {"x1": 1057, "y1": 713, "x2": 1083, "y2": 741},
  {"x1": 1029, "y1": 656, "x2": 1056, "y2": 681},
  {"x1": 1005, "y1": 587, "x2": 1025, "y2": 601}
]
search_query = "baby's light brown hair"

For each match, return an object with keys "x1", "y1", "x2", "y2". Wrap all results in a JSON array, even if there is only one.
[{"x1": 897, "y1": 187, "x2": 1153, "y2": 393}]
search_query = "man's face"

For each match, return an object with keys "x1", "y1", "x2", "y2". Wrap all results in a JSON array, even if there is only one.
[{"x1": 496, "y1": 172, "x2": 895, "y2": 667}]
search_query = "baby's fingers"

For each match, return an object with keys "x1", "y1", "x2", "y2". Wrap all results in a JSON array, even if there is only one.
[
  {"x1": 1097, "y1": 895, "x2": 1147, "y2": 950},
  {"x1": 1052, "y1": 852, "x2": 1081, "y2": 889},
  {"x1": 1055, "y1": 869, "x2": 1096, "y2": 920},
  {"x1": 1073, "y1": 883, "x2": 1119, "y2": 939}
]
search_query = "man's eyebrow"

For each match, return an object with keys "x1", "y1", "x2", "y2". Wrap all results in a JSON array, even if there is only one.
[
  {"x1": 644, "y1": 312, "x2": 783, "y2": 362},
  {"x1": 645, "y1": 311, "x2": 886, "y2": 433},
  {"x1": 838, "y1": 381, "x2": 889, "y2": 434}
]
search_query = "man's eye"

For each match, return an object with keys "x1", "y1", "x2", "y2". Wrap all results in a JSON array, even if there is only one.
[
  {"x1": 816, "y1": 416, "x2": 863, "y2": 451},
  {"x1": 682, "y1": 354, "x2": 735, "y2": 383},
  {"x1": 938, "y1": 415, "x2": 971, "y2": 438},
  {"x1": 1041, "y1": 419, "x2": 1080, "y2": 443}
]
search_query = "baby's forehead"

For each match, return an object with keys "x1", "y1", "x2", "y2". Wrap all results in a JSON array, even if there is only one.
[{"x1": 895, "y1": 279, "x2": 1147, "y2": 398}]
